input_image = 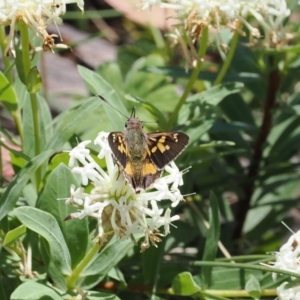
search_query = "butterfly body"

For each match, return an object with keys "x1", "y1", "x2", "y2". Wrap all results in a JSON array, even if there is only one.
[
  {"x1": 108, "y1": 114, "x2": 189, "y2": 191},
  {"x1": 123, "y1": 119, "x2": 152, "y2": 189}
]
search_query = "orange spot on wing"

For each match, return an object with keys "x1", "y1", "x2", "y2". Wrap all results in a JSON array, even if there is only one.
[
  {"x1": 157, "y1": 142, "x2": 166, "y2": 153},
  {"x1": 125, "y1": 163, "x2": 134, "y2": 176},
  {"x1": 151, "y1": 146, "x2": 157, "y2": 153},
  {"x1": 142, "y1": 162, "x2": 157, "y2": 176}
]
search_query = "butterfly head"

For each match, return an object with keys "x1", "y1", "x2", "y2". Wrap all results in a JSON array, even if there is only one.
[
  {"x1": 124, "y1": 106, "x2": 143, "y2": 130},
  {"x1": 125, "y1": 117, "x2": 143, "y2": 130}
]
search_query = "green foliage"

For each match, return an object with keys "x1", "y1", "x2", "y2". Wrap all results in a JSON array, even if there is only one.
[
  {"x1": 11, "y1": 281, "x2": 62, "y2": 300},
  {"x1": 26, "y1": 67, "x2": 42, "y2": 94},
  {"x1": 15, "y1": 207, "x2": 72, "y2": 275},
  {"x1": 1, "y1": 4, "x2": 300, "y2": 300},
  {"x1": 172, "y1": 272, "x2": 201, "y2": 296}
]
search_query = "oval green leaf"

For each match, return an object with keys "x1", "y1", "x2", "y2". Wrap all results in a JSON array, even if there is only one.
[
  {"x1": 14, "y1": 207, "x2": 71, "y2": 275},
  {"x1": 245, "y1": 275, "x2": 262, "y2": 299},
  {"x1": 0, "y1": 70, "x2": 18, "y2": 111},
  {"x1": 78, "y1": 65, "x2": 126, "y2": 129},
  {"x1": 26, "y1": 67, "x2": 42, "y2": 94},
  {"x1": 0, "y1": 150, "x2": 52, "y2": 221},
  {"x1": 3, "y1": 225, "x2": 26, "y2": 247},
  {"x1": 80, "y1": 239, "x2": 133, "y2": 289},
  {"x1": 46, "y1": 97, "x2": 103, "y2": 152},
  {"x1": 202, "y1": 191, "x2": 220, "y2": 286},
  {"x1": 187, "y1": 82, "x2": 244, "y2": 106},
  {"x1": 39, "y1": 163, "x2": 88, "y2": 267},
  {"x1": 172, "y1": 272, "x2": 201, "y2": 296},
  {"x1": 11, "y1": 281, "x2": 61, "y2": 300}
]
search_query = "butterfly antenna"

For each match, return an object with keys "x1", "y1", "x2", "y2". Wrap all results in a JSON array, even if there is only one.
[
  {"x1": 142, "y1": 120, "x2": 159, "y2": 125},
  {"x1": 98, "y1": 95, "x2": 128, "y2": 119},
  {"x1": 131, "y1": 107, "x2": 136, "y2": 118}
]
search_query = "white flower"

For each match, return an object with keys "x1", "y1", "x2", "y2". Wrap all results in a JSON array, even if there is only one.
[
  {"x1": 272, "y1": 230, "x2": 300, "y2": 299},
  {"x1": 142, "y1": 0, "x2": 290, "y2": 29},
  {"x1": 142, "y1": 0, "x2": 293, "y2": 63},
  {"x1": 65, "y1": 184, "x2": 86, "y2": 205},
  {"x1": 68, "y1": 140, "x2": 92, "y2": 167},
  {"x1": 0, "y1": 0, "x2": 84, "y2": 54},
  {"x1": 277, "y1": 282, "x2": 300, "y2": 300},
  {"x1": 65, "y1": 132, "x2": 188, "y2": 252}
]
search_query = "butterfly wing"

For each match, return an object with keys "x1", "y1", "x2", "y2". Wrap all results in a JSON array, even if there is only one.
[
  {"x1": 108, "y1": 131, "x2": 189, "y2": 191},
  {"x1": 108, "y1": 132, "x2": 163, "y2": 191},
  {"x1": 147, "y1": 132, "x2": 189, "y2": 169},
  {"x1": 108, "y1": 132, "x2": 127, "y2": 168},
  {"x1": 123, "y1": 155, "x2": 163, "y2": 191}
]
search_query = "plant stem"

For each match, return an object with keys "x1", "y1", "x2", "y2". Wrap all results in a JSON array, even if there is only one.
[
  {"x1": 30, "y1": 92, "x2": 41, "y2": 158},
  {"x1": 0, "y1": 26, "x2": 13, "y2": 83},
  {"x1": 167, "y1": 26, "x2": 209, "y2": 129},
  {"x1": 19, "y1": 23, "x2": 31, "y2": 75},
  {"x1": 187, "y1": 260, "x2": 300, "y2": 279},
  {"x1": 0, "y1": 133, "x2": 2, "y2": 185},
  {"x1": 233, "y1": 55, "x2": 280, "y2": 240},
  {"x1": 19, "y1": 22, "x2": 42, "y2": 190},
  {"x1": 0, "y1": 27, "x2": 24, "y2": 142},
  {"x1": 66, "y1": 242, "x2": 101, "y2": 290},
  {"x1": 213, "y1": 29, "x2": 240, "y2": 86},
  {"x1": 199, "y1": 289, "x2": 276, "y2": 298}
]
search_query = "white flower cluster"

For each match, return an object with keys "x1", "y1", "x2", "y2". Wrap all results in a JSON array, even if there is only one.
[
  {"x1": 142, "y1": 0, "x2": 292, "y2": 62},
  {"x1": 273, "y1": 230, "x2": 300, "y2": 299},
  {"x1": 142, "y1": 0, "x2": 290, "y2": 25},
  {"x1": 66, "y1": 132, "x2": 188, "y2": 252},
  {"x1": 0, "y1": 0, "x2": 84, "y2": 53}
]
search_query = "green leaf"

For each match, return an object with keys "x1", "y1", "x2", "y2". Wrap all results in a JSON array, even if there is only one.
[
  {"x1": 38, "y1": 94, "x2": 53, "y2": 150},
  {"x1": 245, "y1": 275, "x2": 262, "y2": 299},
  {"x1": 11, "y1": 281, "x2": 61, "y2": 300},
  {"x1": 81, "y1": 239, "x2": 133, "y2": 289},
  {"x1": 186, "y1": 119, "x2": 214, "y2": 145},
  {"x1": 219, "y1": 94, "x2": 255, "y2": 125},
  {"x1": 39, "y1": 163, "x2": 88, "y2": 267},
  {"x1": 83, "y1": 240, "x2": 133, "y2": 276},
  {"x1": 14, "y1": 40, "x2": 26, "y2": 85},
  {"x1": 210, "y1": 267, "x2": 264, "y2": 290},
  {"x1": 86, "y1": 291, "x2": 120, "y2": 300},
  {"x1": 46, "y1": 97, "x2": 103, "y2": 152},
  {"x1": 26, "y1": 67, "x2": 42, "y2": 94},
  {"x1": 172, "y1": 272, "x2": 201, "y2": 296},
  {"x1": 143, "y1": 85, "x2": 179, "y2": 114},
  {"x1": 202, "y1": 192, "x2": 220, "y2": 286},
  {"x1": 14, "y1": 207, "x2": 72, "y2": 275},
  {"x1": 78, "y1": 66, "x2": 126, "y2": 129},
  {"x1": 187, "y1": 82, "x2": 244, "y2": 106},
  {"x1": 244, "y1": 205, "x2": 275, "y2": 237},
  {"x1": 3, "y1": 225, "x2": 26, "y2": 247},
  {"x1": 0, "y1": 272, "x2": 6, "y2": 300},
  {"x1": 13, "y1": 76, "x2": 27, "y2": 109},
  {"x1": 125, "y1": 94, "x2": 168, "y2": 130},
  {"x1": 266, "y1": 44, "x2": 300, "y2": 53},
  {"x1": 266, "y1": 115, "x2": 300, "y2": 158},
  {"x1": 22, "y1": 93, "x2": 35, "y2": 158},
  {"x1": 23, "y1": 95, "x2": 52, "y2": 158},
  {"x1": 124, "y1": 55, "x2": 166, "y2": 97},
  {"x1": 142, "y1": 242, "x2": 164, "y2": 285},
  {"x1": 209, "y1": 120, "x2": 252, "y2": 149},
  {"x1": 97, "y1": 62, "x2": 124, "y2": 95},
  {"x1": 143, "y1": 66, "x2": 260, "y2": 82},
  {"x1": 0, "y1": 150, "x2": 52, "y2": 221},
  {"x1": 8, "y1": 151, "x2": 28, "y2": 179},
  {"x1": 108, "y1": 267, "x2": 126, "y2": 285},
  {"x1": 0, "y1": 71, "x2": 18, "y2": 112},
  {"x1": 164, "y1": 221, "x2": 198, "y2": 252},
  {"x1": 40, "y1": 238, "x2": 67, "y2": 291}
]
